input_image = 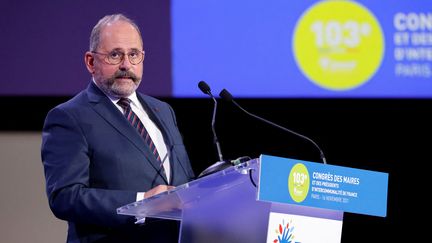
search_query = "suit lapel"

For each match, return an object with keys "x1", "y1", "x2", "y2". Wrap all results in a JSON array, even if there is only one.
[{"x1": 86, "y1": 83, "x2": 167, "y2": 183}]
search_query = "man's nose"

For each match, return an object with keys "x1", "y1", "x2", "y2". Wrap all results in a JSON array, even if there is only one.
[{"x1": 119, "y1": 55, "x2": 133, "y2": 70}]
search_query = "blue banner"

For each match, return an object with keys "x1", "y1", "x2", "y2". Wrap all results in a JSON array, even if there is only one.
[{"x1": 258, "y1": 154, "x2": 389, "y2": 217}]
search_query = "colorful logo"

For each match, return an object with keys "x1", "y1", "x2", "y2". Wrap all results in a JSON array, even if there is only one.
[
  {"x1": 272, "y1": 219, "x2": 301, "y2": 243},
  {"x1": 288, "y1": 163, "x2": 310, "y2": 203},
  {"x1": 293, "y1": 0, "x2": 385, "y2": 91}
]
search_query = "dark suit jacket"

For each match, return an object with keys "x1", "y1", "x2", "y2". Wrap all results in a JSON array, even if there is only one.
[{"x1": 41, "y1": 82, "x2": 195, "y2": 242}]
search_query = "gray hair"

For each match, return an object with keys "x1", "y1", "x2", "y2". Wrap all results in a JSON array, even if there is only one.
[{"x1": 89, "y1": 14, "x2": 143, "y2": 51}]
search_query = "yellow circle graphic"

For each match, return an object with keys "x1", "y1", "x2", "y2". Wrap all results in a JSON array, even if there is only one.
[
  {"x1": 293, "y1": 0, "x2": 385, "y2": 90},
  {"x1": 288, "y1": 163, "x2": 310, "y2": 203}
]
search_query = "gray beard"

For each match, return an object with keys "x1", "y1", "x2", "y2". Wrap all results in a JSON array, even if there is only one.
[{"x1": 97, "y1": 77, "x2": 141, "y2": 98}]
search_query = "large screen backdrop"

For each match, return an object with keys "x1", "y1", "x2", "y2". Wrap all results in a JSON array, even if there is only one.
[
  {"x1": 0, "y1": 0, "x2": 172, "y2": 96},
  {"x1": 172, "y1": 0, "x2": 432, "y2": 98},
  {"x1": 1, "y1": 0, "x2": 431, "y2": 97}
]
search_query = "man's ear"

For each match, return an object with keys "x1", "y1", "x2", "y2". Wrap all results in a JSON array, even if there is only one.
[{"x1": 84, "y1": 52, "x2": 95, "y2": 74}]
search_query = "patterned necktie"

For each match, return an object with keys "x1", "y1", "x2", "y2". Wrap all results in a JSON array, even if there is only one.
[{"x1": 117, "y1": 98, "x2": 163, "y2": 164}]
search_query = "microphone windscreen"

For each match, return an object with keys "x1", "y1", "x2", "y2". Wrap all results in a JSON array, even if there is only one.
[
  {"x1": 219, "y1": 89, "x2": 233, "y2": 102},
  {"x1": 198, "y1": 81, "x2": 211, "y2": 94}
]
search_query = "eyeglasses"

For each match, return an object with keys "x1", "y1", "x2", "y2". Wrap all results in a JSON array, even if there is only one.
[{"x1": 91, "y1": 50, "x2": 145, "y2": 65}]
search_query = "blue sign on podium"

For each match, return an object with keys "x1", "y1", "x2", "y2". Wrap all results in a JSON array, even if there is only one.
[{"x1": 258, "y1": 154, "x2": 389, "y2": 217}]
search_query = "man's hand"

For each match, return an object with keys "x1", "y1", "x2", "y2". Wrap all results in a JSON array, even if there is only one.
[{"x1": 144, "y1": 185, "x2": 175, "y2": 199}]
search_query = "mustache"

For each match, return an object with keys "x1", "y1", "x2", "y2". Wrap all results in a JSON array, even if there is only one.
[{"x1": 114, "y1": 70, "x2": 139, "y2": 82}]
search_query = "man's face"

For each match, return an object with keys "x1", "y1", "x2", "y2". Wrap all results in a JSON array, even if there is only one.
[{"x1": 85, "y1": 21, "x2": 144, "y2": 98}]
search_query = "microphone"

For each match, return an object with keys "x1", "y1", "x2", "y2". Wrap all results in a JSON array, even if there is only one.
[
  {"x1": 198, "y1": 81, "x2": 224, "y2": 162},
  {"x1": 219, "y1": 89, "x2": 327, "y2": 164}
]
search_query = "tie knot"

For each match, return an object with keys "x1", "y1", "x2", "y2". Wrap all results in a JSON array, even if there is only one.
[{"x1": 117, "y1": 98, "x2": 131, "y2": 111}]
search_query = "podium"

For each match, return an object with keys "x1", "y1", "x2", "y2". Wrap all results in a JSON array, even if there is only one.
[{"x1": 117, "y1": 154, "x2": 388, "y2": 243}]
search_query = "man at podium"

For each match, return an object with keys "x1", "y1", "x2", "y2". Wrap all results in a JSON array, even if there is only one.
[{"x1": 41, "y1": 13, "x2": 195, "y2": 242}]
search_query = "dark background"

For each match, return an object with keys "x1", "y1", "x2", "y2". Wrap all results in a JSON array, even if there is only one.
[{"x1": 2, "y1": 96, "x2": 430, "y2": 241}]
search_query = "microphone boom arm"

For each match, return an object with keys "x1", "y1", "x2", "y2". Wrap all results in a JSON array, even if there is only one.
[
  {"x1": 219, "y1": 87, "x2": 327, "y2": 164},
  {"x1": 211, "y1": 95, "x2": 224, "y2": 162},
  {"x1": 198, "y1": 81, "x2": 224, "y2": 162},
  {"x1": 232, "y1": 100, "x2": 326, "y2": 164}
]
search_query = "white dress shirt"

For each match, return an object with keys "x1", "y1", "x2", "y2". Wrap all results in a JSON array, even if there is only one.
[{"x1": 110, "y1": 93, "x2": 172, "y2": 184}]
